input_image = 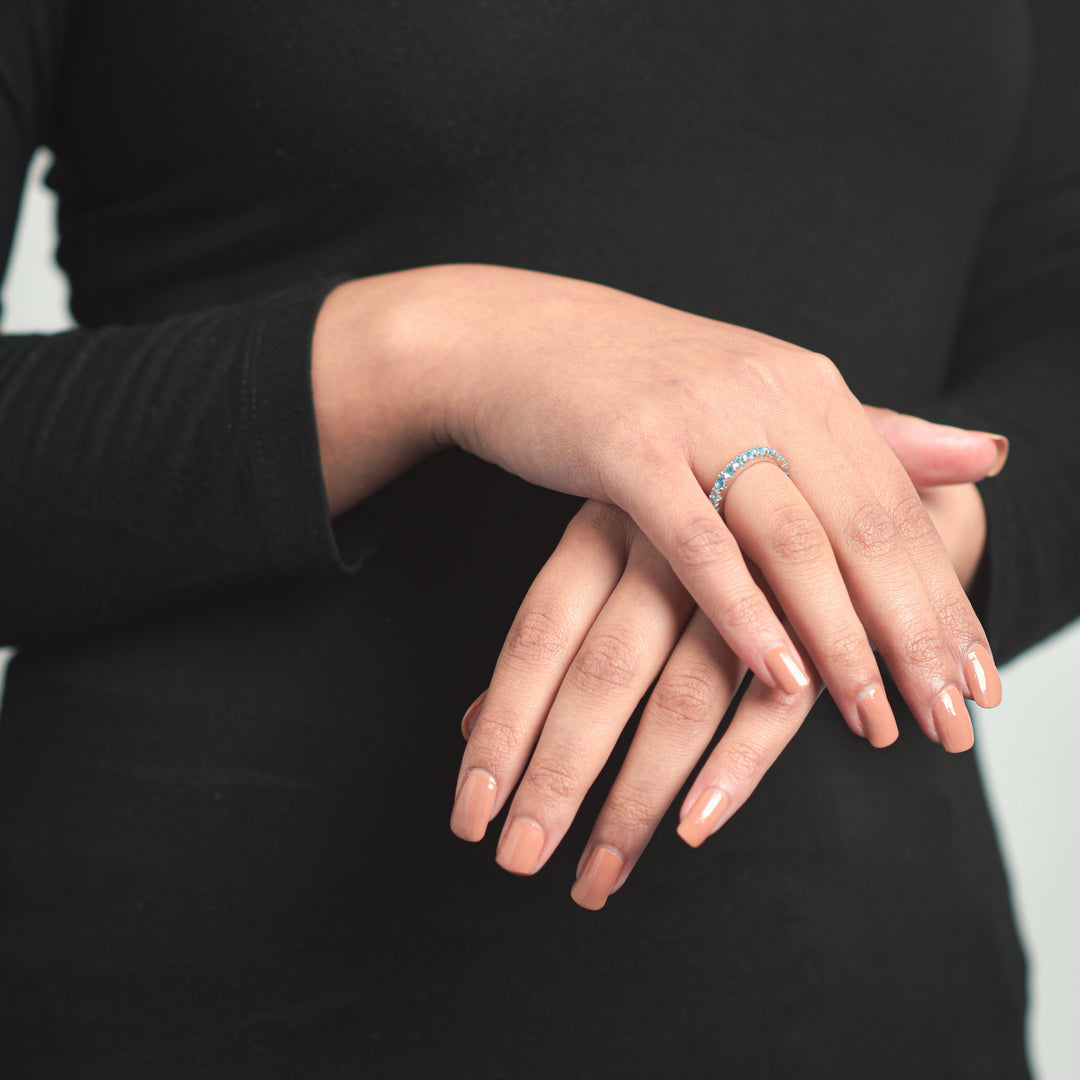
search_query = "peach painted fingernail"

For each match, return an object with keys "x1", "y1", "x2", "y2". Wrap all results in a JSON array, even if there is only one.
[
  {"x1": 460, "y1": 691, "x2": 487, "y2": 740},
  {"x1": 450, "y1": 768, "x2": 497, "y2": 841},
  {"x1": 973, "y1": 432, "x2": 1010, "y2": 477},
  {"x1": 496, "y1": 817, "x2": 545, "y2": 875},
  {"x1": 964, "y1": 645, "x2": 1002, "y2": 709},
  {"x1": 932, "y1": 686, "x2": 973, "y2": 753},
  {"x1": 570, "y1": 846, "x2": 624, "y2": 911},
  {"x1": 676, "y1": 787, "x2": 728, "y2": 848},
  {"x1": 857, "y1": 685, "x2": 898, "y2": 748},
  {"x1": 764, "y1": 646, "x2": 810, "y2": 695}
]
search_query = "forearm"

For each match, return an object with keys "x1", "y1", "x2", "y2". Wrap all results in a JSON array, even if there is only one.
[
  {"x1": 0, "y1": 283, "x2": 347, "y2": 647},
  {"x1": 311, "y1": 261, "x2": 575, "y2": 516},
  {"x1": 311, "y1": 261, "x2": 672, "y2": 515}
]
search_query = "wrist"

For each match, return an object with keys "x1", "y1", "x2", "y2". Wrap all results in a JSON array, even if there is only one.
[{"x1": 310, "y1": 271, "x2": 452, "y2": 515}]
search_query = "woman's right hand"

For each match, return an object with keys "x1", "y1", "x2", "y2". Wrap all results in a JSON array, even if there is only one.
[{"x1": 313, "y1": 264, "x2": 1001, "y2": 758}]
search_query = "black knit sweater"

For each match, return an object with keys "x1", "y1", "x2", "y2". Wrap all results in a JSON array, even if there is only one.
[{"x1": 2, "y1": 1, "x2": 1076, "y2": 1075}]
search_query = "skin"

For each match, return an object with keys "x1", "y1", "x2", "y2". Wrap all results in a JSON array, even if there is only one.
[
  {"x1": 464, "y1": 477, "x2": 987, "y2": 897},
  {"x1": 310, "y1": 263, "x2": 1001, "y2": 900}
]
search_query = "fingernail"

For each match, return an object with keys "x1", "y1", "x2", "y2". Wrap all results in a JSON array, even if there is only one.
[
  {"x1": 460, "y1": 690, "x2": 487, "y2": 740},
  {"x1": 495, "y1": 817, "x2": 545, "y2": 875},
  {"x1": 676, "y1": 787, "x2": 728, "y2": 848},
  {"x1": 764, "y1": 646, "x2": 810, "y2": 695},
  {"x1": 856, "y1": 685, "x2": 898, "y2": 748},
  {"x1": 570, "y1": 846, "x2": 624, "y2": 911},
  {"x1": 932, "y1": 686, "x2": 973, "y2": 753},
  {"x1": 964, "y1": 644, "x2": 1002, "y2": 709},
  {"x1": 973, "y1": 432, "x2": 1009, "y2": 477},
  {"x1": 450, "y1": 768, "x2": 497, "y2": 841}
]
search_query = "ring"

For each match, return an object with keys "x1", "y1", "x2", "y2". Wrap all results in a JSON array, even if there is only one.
[{"x1": 709, "y1": 445, "x2": 790, "y2": 513}]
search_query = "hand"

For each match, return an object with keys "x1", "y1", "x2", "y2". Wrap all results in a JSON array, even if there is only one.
[
  {"x1": 366, "y1": 265, "x2": 1002, "y2": 744},
  {"x1": 312, "y1": 262, "x2": 1002, "y2": 853},
  {"x1": 453, "y1": 409, "x2": 1003, "y2": 908}
]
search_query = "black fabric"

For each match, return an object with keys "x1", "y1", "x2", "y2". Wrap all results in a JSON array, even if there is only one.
[{"x1": 1, "y1": 0, "x2": 1076, "y2": 1075}]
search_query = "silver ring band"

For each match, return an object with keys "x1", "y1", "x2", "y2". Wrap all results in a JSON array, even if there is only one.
[{"x1": 709, "y1": 446, "x2": 790, "y2": 512}]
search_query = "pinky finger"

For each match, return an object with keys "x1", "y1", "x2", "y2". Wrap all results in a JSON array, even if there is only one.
[{"x1": 676, "y1": 641, "x2": 823, "y2": 848}]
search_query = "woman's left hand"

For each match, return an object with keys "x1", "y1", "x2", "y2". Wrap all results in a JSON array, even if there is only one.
[{"x1": 452, "y1": 411, "x2": 1001, "y2": 909}]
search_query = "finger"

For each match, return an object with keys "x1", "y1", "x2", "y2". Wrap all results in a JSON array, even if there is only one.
[
  {"x1": 568, "y1": 608, "x2": 743, "y2": 910},
  {"x1": 675, "y1": 641, "x2": 823, "y2": 849},
  {"x1": 613, "y1": 454, "x2": 812, "y2": 699},
  {"x1": 450, "y1": 501, "x2": 628, "y2": 842},
  {"x1": 842, "y1": 410, "x2": 1003, "y2": 714},
  {"x1": 795, "y1": 419, "x2": 998, "y2": 748},
  {"x1": 917, "y1": 481, "x2": 987, "y2": 593},
  {"x1": 492, "y1": 538, "x2": 694, "y2": 875},
  {"x1": 864, "y1": 406, "x2": 1009, "y2": 485},
  {"x1": 723, "y1": 462, "x2": 901, "y2": 749},
  {"x1": 461, "y1": 689, "x2": 486, "y2": 740}
]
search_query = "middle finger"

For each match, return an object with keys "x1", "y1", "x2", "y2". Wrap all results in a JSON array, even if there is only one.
[
  {"x1": 723, "y1": 461, "x2": 901, "y2": 748},
  {"x1": 492, "y1": 537, "x2": 693, "y2": 875}
]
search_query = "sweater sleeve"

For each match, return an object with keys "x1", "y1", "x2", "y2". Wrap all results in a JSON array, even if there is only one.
[
  {"x1": 918, "y1": 0, "x2": 1080, "y2": 664},
  {"x1": 0, "y1": 1, "x2": 356, "y2": 648}
]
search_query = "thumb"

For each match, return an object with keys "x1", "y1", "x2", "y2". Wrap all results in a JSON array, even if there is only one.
[{"x1": 864, "y1": 405, "x2": 1008, "y2": 487}]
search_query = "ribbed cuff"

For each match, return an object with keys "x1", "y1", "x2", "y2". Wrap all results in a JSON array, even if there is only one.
[{"x1": 242, "y1": 278, "x2": 381, "y2": 577}]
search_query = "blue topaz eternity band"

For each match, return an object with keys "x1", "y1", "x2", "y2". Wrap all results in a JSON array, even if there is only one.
[{"x1": 709, "y1": 446, "x2": 790, "y2": 513}]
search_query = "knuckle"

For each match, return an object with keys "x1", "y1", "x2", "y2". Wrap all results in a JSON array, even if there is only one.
[
  {"x1": 844, "y1": 498, "x2": 900, "y2": 562},
  {"x1": 890, "y1": 491, "x2": 937, "y2": 546},
  {"x1": 807, "y1": 350, "x2": 837, "y2": 376},
  {"x1": 603, "y1": 785, "x2": 659, "y2": 833},
  {"x1": 715, "y1": 590, "x2": 768, "y2": 637},
  {"x1": 765, "y1": 504, "x2": 829, "y2": 565},
  {"x1": 649, "y1": 665, "x2": 720, "y2": 732},
  {"x1": 719, "y1": 737, "x2": 767, "y2": 788},
  {"x1": 899, "y1": 622, "x2": 945, "y2": 669},
  {"x1": 522, "y1": 755, "x2": 580, "y2": 804},
  {"x1": 570, "y1": 628, "x2": 643, "y2": 693},
  {"x1": 805, "y1": 351, "x2": 848, "y2": 395},
  {"x1": 574, "y1": 498, "x2": 630, "y2": 545},
  {"x1": 469, "y1": 709, "x2": 524, "y2": 762},
  {"x1": 823, "y1": 628, "x2": 872, "y2": 672},
  {"x1": 674, "y1": 516, "x2": 736, "y2": 570},
  {"x1": 934, "y1": 590, "x2": 977, "y2": 636},
  {"x1": 503, "y1": 606, "x2": 571, "y2": 670}
]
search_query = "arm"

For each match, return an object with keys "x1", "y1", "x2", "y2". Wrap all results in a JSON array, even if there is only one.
[
  {"x1": 1, "y1": 0, "x2": 997, "y2": 739},
  {"x1": 0, "y1": 2, "x2": 361, "y2": 646},
  {"x1": 453, "y1": 0, "x2": 1080, "y2": 906}
]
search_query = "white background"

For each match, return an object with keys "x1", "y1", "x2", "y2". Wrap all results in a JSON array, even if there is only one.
[{"x1": 2, "y1": 150, "x2": 1078, "y2": 1078}]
